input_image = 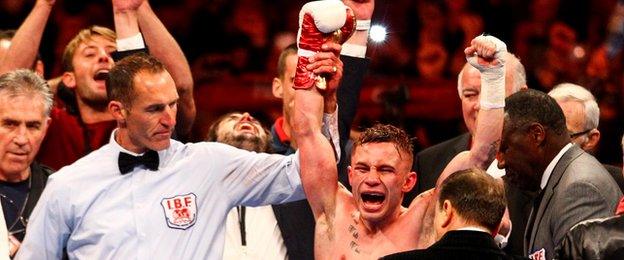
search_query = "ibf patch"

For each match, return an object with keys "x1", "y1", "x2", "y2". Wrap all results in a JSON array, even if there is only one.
[
  {"x1": 160, "y1": 193, "x2": 197, "y2": 230},
  {"x1": 529, "y1": 248, "x2": 546, "y2": 260}
]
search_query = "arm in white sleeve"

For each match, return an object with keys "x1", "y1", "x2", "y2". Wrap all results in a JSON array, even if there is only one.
[
  {"x1": 116, "y1": 33, "x2": 145, "y2": 51},
  {"x1": 209, "y1": 144, "x2": 305, "y2": 208}
]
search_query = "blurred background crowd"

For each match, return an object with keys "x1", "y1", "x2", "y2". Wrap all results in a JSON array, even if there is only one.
[{"x1": 2, "y1": 0, "x2": 623, "y2": 165}]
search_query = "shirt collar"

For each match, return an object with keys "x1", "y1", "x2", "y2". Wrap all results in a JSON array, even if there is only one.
[
  {"x1": 540, "y1": 143, "x2": 574, "y2": 189},
  {"x1": 457, "y1": 226, "x2": 490, "y2": 233},
  {"x1": 109, "y1": 129, "x2": 144, "y2": 156}
]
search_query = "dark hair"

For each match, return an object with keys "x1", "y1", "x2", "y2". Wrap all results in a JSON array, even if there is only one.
[
  {"x1": 205, "y1": 112, "x2": 270, "y2": 142},
  {"x1": 353, "y1": 124, "x2": 413, "y2": 161},
  {"x1": 276, "y1": 43, "x2": 297, "y2": 79},
  {"x1": 438, "y1": 168, "x2": 506, "y2": 232},
  {"x1": 106, "y1": 53, "x2": 166, "y2": 106},
  {"x1": 505, "y1": 89, "x2": 567, "y2": 135},
  {"x1": 205, "y1": 112, "x2": 272, "y2": 153}
]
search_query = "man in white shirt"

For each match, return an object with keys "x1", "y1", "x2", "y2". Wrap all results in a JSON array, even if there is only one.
[{"x1": 16, "y1": 53, "x2": 337, "y2": 259}]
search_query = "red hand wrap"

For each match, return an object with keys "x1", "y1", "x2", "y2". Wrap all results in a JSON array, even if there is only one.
[{"x1": 294, "y1": 9, "x2": 356, "y2": 90}]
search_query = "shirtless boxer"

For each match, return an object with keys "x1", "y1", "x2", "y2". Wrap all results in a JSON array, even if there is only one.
[{"x1": 292, "y1": 34, "x2": 507, "y2": 259}]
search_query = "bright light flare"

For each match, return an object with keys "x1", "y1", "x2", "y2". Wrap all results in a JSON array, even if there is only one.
[{"x1": 369, "y1": 24, "x2": 387, "y2": 43}]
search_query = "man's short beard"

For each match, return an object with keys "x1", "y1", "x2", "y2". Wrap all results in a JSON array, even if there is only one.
[
  {"x1": 220, "y1": 134, "x2": 268, "y2": 153},
  {"x1": 78, "y1": 93, "x2": 109, "y2": 111}
]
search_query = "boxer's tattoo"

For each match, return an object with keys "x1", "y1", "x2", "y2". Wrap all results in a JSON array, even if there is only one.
[
  {"x1": 347, "y1": 224, "x2": 361, "y2": 253},
  {"x1": 349, "y1": 241, "x2": 360, "y2": 254},
  {"x1": 487, "y1": 140, "x2": 500, "y2": 163},
  {"x1": 348, "y1": 224, "x2": 359, "y2": 239}
]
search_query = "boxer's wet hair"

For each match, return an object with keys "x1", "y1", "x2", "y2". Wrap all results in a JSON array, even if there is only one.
[
  {"x1": 106, "y1": 53, "x2": 166, "y2": 106},
  {"x1": 352, "y1": 124, "x2": 414, "y2": 161}
]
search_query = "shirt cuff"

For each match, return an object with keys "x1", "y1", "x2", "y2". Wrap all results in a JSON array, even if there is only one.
[
  {"x1": 116, "y1": 33, "x2": 145, "y2": 51},
  {"x1": 341, "y1": 43, "x2": 367, "y2": 58}
]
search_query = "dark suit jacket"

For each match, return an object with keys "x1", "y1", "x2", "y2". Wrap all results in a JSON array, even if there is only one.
[
  {"x1": 555, "y1": 214, "x2": 624, "y2": 260},
  {"x1": 604, "y1": 164, "x2": 624, "y2": 194},
  {"x1": 525, "y1": 145, "x2": 622, "y2": 260},
  {"x1": 503, "y1": 179, "x2": 536, "y2": 257},
  {"x1": 382, "y1": 230, "x2": 527, "y2": 260},
  {"x1": 269, "y1": 55, "x2": 369, "y2": 260},
  {"x1": 505, "y1": 163, "x2": 623, "y2": 257},
  {"x1": 406, "y1": 133, "x2": 471, "y2": 206}
]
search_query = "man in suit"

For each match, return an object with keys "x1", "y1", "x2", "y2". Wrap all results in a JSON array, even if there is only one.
[
  {"x1": 408, "y1": 53, "x2": 527, "y2": 202},
  {"x1": 497, "y1": 89, "x2": 622, "y2": 260},
  {"x1": 548, "y1": 83, "x2": 624, "y2": 193},
  {"x1": 554, "y1": 137, "x2": 624, "y2": 260},
  {"x1": 382, "y1": 168, "x2": 522, "y2": 260}
]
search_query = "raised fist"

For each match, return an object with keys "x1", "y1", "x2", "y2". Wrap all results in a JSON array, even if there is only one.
[
  {"x1": 464, "y1": 34, "x2": 507, "y2": 109},
  {"x1": 294, "y1": 0, "x2": 356, "y2": 90},
  {"x1": 464, "y1": 35, "x2": 507, "y2": 72}
]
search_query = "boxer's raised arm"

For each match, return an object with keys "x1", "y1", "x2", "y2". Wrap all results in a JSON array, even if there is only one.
[
  {"x1": 437, "y1": 35, "x2": 507, "y2": 187},
  {"x1": 292, "y1": 0, "x2": 354, "y2": 222}
]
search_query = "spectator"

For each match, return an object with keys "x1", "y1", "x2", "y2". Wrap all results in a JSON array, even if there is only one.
[
  {"x1": 548, "y1": 83, "x2": 624, "y2": 192},
  {"x1": 0, "y1": 0, "x2": 195, "y2": 170},
  {"x1": 0, "y1": 70, "x2": 53, "y2": 257}
]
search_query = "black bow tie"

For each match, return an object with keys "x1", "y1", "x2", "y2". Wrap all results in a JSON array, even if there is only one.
[{"x1": 118, "y1": 150, "x2": 159, "y2": 174}]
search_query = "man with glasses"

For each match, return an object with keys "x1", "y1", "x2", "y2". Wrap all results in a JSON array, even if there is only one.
[
  {"x1": 548, "y1": 83, "x2": 624, "y2": 192},
  {"x1": 0, "y1": 70, "x2": 53, "y2": 257}
]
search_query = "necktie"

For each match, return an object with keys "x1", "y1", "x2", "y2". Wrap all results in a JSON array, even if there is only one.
[{"x1": 118, "y1": 150, "x2": 159, "y2": 174}]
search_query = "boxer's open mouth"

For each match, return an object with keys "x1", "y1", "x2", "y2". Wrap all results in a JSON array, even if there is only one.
[{"x1": 361, "y1": 192, "x2": 385, "y2": 205}]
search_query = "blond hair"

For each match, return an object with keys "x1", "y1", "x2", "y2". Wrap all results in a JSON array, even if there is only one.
[{"x1": 61, "y1": 25, "x2": 116, "y2": 72}]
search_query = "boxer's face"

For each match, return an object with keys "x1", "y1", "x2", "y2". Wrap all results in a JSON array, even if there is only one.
[{"x1": 349, "y1": 142, "x2": 416, "y2": 225}]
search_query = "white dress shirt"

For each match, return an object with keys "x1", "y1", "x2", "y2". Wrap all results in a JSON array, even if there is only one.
[{"x1": 16, "y1": 132, "x2": 304, "y2": 260}]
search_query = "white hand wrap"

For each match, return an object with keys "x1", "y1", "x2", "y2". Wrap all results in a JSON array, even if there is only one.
[{"x1": 466, "y1": 35, "x2": 507, "y2": 110}]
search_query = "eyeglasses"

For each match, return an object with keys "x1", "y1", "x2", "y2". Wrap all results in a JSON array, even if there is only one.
[
  {"x1": 569, "y1": 129, "x2": 592, "y2": 139},
  {"x1": 0, "y1": 193, "x2": 29, "y2": 240}
]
